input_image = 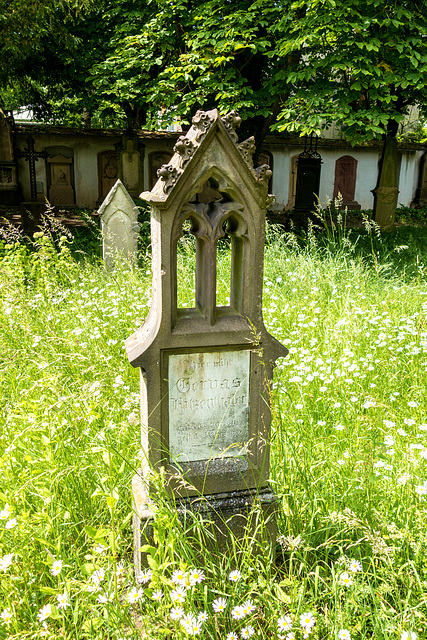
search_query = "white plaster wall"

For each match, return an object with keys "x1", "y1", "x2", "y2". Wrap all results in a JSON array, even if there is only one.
[{"x1": 398, "y1": 150, "x2": 423, "y2": 207}]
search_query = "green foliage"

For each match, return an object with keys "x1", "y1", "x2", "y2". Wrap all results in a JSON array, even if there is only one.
[{"x1": 1, "y1": 218, "x2": 427, "y2": 638}]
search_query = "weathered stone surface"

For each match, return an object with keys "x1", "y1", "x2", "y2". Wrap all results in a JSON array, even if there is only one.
[
  {"x1": 126, "y1": 109, "x2": 287, "y2": 566},
  {"x1": 333, "y1": 155, "x2": 361, "y2": 210},
  {"x1": 99, "y1": 179, "x2": 140, "y2": 269},
  {"x1": 373, "y1": 136, "x2": 399, "y2": 229},
  {"x1": 47, "y1": 155, "x2": 75, "y2": 205},
  {"x1": 168, "y1": 350, "x2": 250, "y2": 463}
]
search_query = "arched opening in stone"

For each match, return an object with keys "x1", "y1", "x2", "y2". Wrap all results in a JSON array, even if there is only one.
[{"x1": 176, "y1": 217, "x2": 196, "y2": 309}]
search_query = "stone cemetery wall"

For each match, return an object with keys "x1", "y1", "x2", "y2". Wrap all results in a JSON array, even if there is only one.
[{"x1": 12, "y1": 122, "x2": 425, "y2": 211}]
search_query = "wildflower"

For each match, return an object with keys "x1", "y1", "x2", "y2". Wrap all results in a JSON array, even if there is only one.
[
  {"x1": 295, "y1": 404, "x2": 304, "y2": 410},
  {"x1": 231, "y1": 605, "x2": 244, "y2": 619},
  {"x1": 1, "y1": 608, "x2": 13, "y2": 625},
  {"x1": 37, "y1": 603, "x2": 52, "y2": 622},
  {"x1": 170, "y1": 606, "x2": 184, "y2": 620},
  {"x1": 152, "y1": 590, "x2": 163, "y2": 601},
  {"x1": 384, "y1": 435, "x2": 395, "y2": 446},
  {"x1": 241, "y1": 626, "x2": 255, "y2": 638},
  {"x1": 94, "y1": 543, "x2": 107, "y2": 554},
  {"x1": 300, "y1": 612, "x2": 315, "y2": 629},
  {"x1": 189, "y1": 569, "x2": 205, "y2": 584},
  {"x1": 0, "y1": 504, "x2": 11, "y2": 520},
  {"x1": 116, "y1": 562, "x2": 125, "y2": 577},
  {"x1": 229, "y1": 569, "x2": 241, "y2": 582},
  {"x1": 5, "y1": 517, "x2": 17, "y2": 529},
  {"x1": 137, "y1": 569, "x2": 152, "y2": 584},
  {"x1": 339, "y1": 572, "x2": 353, "y2": 587},
  {"x1": 57, "y1": 592, "x2": 70, "y2": 610},
  {"x1": 227, "y1": 634, "x2": 239, "y2": 640},
  {"x1": 415, "y1": 484, "x2": 427, "y2": 495},
  {"x1": 285, "y1": 634, "x2": 295, "y2": 640},
  {"x1": 170, "y1": 588, "x2": 186, "y2": 603},
  {"x1": 404, "y1": 418, "x2": 416, "y2": 426},
  {"x1": 338, "y1": 631, "x2": 351, "y2": 640},
  {"x1": 51, "y1": 559, "x2": 63, "y2": 576},
  {"x1": 212, "y1": 597, "x2": 227, "y2": 612},
  {"x1": 127, "y1": 587, "x2": 142, "y2": 604},
  {"x1": 0, "y1": 554, "x2": 13, "y2": 572},
  {"x1": 384, "y1": 420, "x2": 396, "y2": 428},
  {"x1": 408, "y1": 401, "x2": 419, "y2": 408},
  {"x1": 348, "y1": 559, "x2": 362, "y2": 573},
  {"x1": 198, "y1": 611, "x2": 208, "y2": 622},
  {"x1": 401, "y1": 633, "x2": 417, "y2": 640},
  {"x1": 91, "y1": 568, "x2": 105, "y2": 586},
  {"x1": 397, "y1": 473, "x2": 411, "y2": 485},
  {"x1": 97, "y1": 594, "x2": 109, "y2": 603},
  {"x1": 242, "y1": 599, "x2": 256, "y2": 614},
  {"x1": 172, "y1": 569, "x2": 187, "y2": 585},
  {"x1": 278, "y1": 615, "x2": 293, "y2": 631}
]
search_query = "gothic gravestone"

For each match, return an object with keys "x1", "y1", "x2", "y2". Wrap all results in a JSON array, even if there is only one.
[
  {"x1": 125, "y1": 109, "x2": 288, "y2": 576},
  {"x1": 99, "y1": 179, "x2": 140, "y2": 269},
  {"x1": 333, "y1": 155, "x2": 361, "y2": 210},
  {"x1": 294, "y1": 135, "x2": 322, "y2": 213}
]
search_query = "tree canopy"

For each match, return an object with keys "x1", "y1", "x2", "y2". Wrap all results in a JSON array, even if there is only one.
[{"x1": 1, "y1": 1, "x2": 426, "y2": 148}]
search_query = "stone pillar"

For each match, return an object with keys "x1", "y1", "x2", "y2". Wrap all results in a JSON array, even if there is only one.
[
  {"x1": 372, "y1": 137, "x2": 399, "y2": 229},
  {"x1": 412, "y1": 151, "x2": 427, "y2": 207}
]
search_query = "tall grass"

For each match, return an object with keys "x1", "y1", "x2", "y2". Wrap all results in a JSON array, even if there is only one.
[{"x1": 0, "y1": 218, "x2": 426, "y2": 639}]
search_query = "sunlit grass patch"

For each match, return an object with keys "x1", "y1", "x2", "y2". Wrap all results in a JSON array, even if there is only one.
[{"x1": 0, "y1": 221, "x2": 426, "y2": 639}]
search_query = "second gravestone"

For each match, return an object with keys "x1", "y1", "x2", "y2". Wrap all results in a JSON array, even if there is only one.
[{"x1": 125, "y1": 109, "x2": 288, "y2": 576}]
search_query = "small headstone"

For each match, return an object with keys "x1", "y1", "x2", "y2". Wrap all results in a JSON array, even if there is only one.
[
  {"x1": 126, "y1": 109, "x2": 288, "y2": 576},
  {"x1": 333, "y1": 155, "x2": 360, "y2": 210},
  {"x1": 47, "y1": 155, "x2": 75, "y2": 205},
  {"x1": 99, "y1": 179, "x2": 140, "y2": 269}
]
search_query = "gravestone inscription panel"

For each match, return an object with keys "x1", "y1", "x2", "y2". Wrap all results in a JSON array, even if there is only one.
[{"x1": 168, "y1": 350, "x2": 250, "y2": 462}]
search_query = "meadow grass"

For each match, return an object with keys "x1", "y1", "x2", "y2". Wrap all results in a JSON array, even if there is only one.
[{"x1": 0, "y1": 218, "x2": 427, "y2": 640}]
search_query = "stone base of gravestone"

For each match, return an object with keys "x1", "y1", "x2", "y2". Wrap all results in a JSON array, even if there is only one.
[
  {"x1": 132, "y1": 473, "x2": 278, "y2": 578},
  {"x1": 20, "y1": 202, "x2": 46, "y2": 235},
  {"x1": 372, "y1": 186, "x2": 398, "y2": 229}
]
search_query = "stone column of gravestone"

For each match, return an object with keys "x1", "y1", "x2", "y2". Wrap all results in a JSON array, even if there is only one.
[
  {"x1": 116, "y1": 134, "x2": 145, "y2": 200},
  {"x1": 372, "y1": 137, "x2": 399, "y2": 229},
  {"x1": 125, "y1": 109, "x2": 288, "y2": 576},
  {"x1": 99, "y1": 179, "x2": 140, "y2": 269},
  {"x1": 0, "y1": 113, "x2": 21, "y2": 206}
]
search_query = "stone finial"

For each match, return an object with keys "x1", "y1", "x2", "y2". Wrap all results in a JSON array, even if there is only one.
[
  {"x1": 157, "y1": 163, "x2": 180, "y2": 194},
  {"x1": 192, "y1": 109, "x2": 216, "y2": 140},
  {"x1": 255, "y1": 164, "x2": 273, "y2": 183},
  {"x1": 238, "y1": 137, "x2": 256, "y2": 168},
  {"x1": 221, "y1": 110, "x2": 242, "y2": 142},
  {"x1": 173, "y1": 136, "x2": 196, "y2": 168}
]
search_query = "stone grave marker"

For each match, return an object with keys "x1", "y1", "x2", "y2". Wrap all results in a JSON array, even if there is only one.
[
  {"x1": 99, "y1": 179, "x2": 140, "y2": 269},
  {"x1": 125, "y1": 109, "x2": 288, "y2": 575}
]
